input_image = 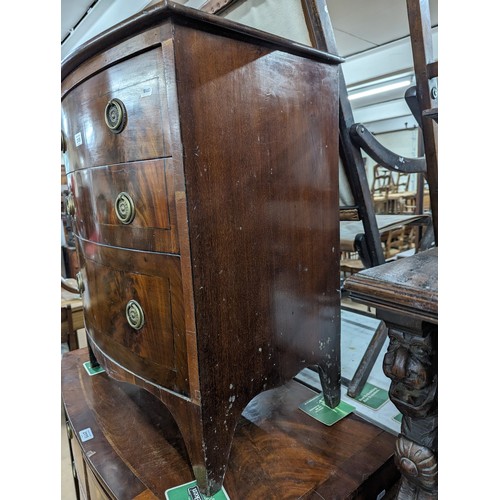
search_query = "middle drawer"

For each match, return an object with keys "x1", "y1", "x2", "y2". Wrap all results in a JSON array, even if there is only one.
[{"x1": 68, "y1": 158, "x2": 179, "y2": 254}]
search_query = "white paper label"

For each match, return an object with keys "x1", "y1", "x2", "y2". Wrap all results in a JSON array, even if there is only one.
[
  {"x1": 79, "y1": 428, "x2": 94, "y2": 442},
  {"x1": 74, "y1": 132, "x2": 82, "y2": 147}
]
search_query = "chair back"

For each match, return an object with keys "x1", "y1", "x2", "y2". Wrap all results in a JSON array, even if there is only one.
[{"x1": 406, "y1": 0, "x2": 438, "y2": 244}]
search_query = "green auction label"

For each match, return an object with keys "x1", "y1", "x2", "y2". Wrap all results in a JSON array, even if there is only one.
[
  {"x1": 165, "y1": 481, "x2": 230, "y2": 500},
  {"x1": 352, "y1": 383, "x2": 389, "y2": 410},
  {"x1": 83, "y1": 361, "x2": 105, "y2": 376},
  {"x1": 299, "y1": 394, "x2": 355, "y2": 426}
]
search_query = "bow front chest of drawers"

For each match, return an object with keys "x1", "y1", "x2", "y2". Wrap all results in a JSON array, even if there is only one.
[{"x1": 61, "y1": 2, "x2": 342, "y2": 495}]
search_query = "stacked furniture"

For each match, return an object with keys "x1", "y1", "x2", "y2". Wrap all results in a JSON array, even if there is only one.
[{"x1": 61, "y1": 1, "x2": 343, "y2": 495}]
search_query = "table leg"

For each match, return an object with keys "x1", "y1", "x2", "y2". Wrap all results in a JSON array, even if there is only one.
[{"x1": 381, "y1": 320, "x2": 438, "y2": 499}]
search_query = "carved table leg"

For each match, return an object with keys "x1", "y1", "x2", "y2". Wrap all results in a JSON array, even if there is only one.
[{"x1": 381, "y1": 318, "x2": 438, "y2": 499}]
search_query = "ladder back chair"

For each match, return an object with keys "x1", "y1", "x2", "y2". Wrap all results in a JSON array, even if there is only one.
[{"x1": 344, "y1": 0, "x2": 438, "y2": 497}]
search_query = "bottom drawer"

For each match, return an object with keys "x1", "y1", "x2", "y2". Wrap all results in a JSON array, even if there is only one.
[{"x1": 77, "y1": 238, "x2": 189, "y2": 396}]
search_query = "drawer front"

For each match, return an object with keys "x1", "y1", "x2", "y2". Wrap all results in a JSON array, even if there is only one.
[
  {"x1": 61, "y1": 47, "x2": 170, "y2": 171},
  {"x1": 68, "y1": 159, "x2": 178, "y2": 254},
  {"x1": 78, "y1": 239, "x2": 189, "y2": 395}
]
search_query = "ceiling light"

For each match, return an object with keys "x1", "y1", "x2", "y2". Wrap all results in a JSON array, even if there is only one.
[{"x1": 348, "y1": 80, "x2": 412, "y2": 101}]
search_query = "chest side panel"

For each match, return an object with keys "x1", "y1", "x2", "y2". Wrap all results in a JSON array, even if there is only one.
[{"x1": 174, "y1": 25, "x2": 340, "y2": 400}]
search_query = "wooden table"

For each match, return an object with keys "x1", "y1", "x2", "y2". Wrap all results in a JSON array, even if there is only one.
[
  {"x1": 340, "y1": 214, "x2": 429, "y2": 253},
  {"x1": 62, "y1": 348, "x2": 400, "y2": 499},
  {"x1": 372, "y1": 191, "x2": 417, "y2": 214},
  {"x1": 343, "y1": 248, "x2": 438, "y2": 499}
]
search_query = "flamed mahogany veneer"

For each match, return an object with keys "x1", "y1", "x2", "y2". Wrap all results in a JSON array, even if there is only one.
[
  {"x1": 61, "y1": 2, "x2": 343, "y2": 495},
  {"x1": 62, "y1": 348, "x2": 399, "y2": 499}
]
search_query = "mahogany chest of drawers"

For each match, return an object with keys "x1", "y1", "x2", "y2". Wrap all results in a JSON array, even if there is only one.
[{"x1": 61, "y1": 2, "x2": 342, "y2": 495}]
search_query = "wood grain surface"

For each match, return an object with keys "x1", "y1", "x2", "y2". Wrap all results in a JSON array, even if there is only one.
[{"x1": 62, "y1": 348, "x2": 399, "y2": 499}]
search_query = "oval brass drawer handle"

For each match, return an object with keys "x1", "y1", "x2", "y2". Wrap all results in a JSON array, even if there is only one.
[
  {"x1": 126, "y1": 300, "x2": 145, "y2": 330},
  {"x1": 104, "y1": 98, "x2": 127, "y2": 134},
  {"x1": 66, "y1": 421, "x2": 73, "y2": 440},
  {"x1": 115, "y1": 192, "x2": 135, "y2": 224}
]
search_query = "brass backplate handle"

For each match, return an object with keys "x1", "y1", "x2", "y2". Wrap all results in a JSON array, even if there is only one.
[
  {"x1": 115, "y1": 192, "x2": 135, "y2": 224},
  {"x1": 126, "y1": 300, "x2": 145, "y2": 330},
  {"x1": 104, "y1": 98, "x2": 127, "y2": 134}
]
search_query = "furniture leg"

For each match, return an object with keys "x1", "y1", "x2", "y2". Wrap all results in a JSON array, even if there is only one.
[
  {"x1": 382, "y1": 318, "x2": 438, "y2": 499},
  {"x1": 347, "y1": 320, "x2": 388, "y2": 398},
  {"x1": 318, "y1": 352, "x2": 341, "y2": 408},
  {"x1": 87, "y1": 335, "x2": 100, "y2": 369}
]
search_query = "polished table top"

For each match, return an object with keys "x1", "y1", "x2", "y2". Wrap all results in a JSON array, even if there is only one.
[{"x1": 62, "y1": 348, "x2": 399, "y2": 499}]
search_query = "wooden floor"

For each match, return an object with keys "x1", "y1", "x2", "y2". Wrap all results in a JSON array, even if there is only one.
[{"x1": 61, "y1": 304, "x2": 401, "y2": 499}]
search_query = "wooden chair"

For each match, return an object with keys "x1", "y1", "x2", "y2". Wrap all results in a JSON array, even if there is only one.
[
  {"x1": 61, "y1": 277, "x2": 84, "y2": 351},
  {"x1": 372, "y1": 165, "x2": 394, "y2": 196},
  {"x1": 371, "y1": 164, "x2": 395, "y2": 213},
  {"x1": 344, "y1": 0, "x2": 438, "y2": 497},
  {"x1": 340, "y1": 250, "x2": 364, "y2": 279},
  {"x1": 61, "y1": 304, "x2": 79, "y2": 351},
  {"x1": 382, "y1": 226, "x2": 407, "y2": 260}
]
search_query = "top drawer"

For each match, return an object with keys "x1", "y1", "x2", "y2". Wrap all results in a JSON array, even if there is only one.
[{"x1": 61, "y1": 48, "x2": 171, "y2": 171}]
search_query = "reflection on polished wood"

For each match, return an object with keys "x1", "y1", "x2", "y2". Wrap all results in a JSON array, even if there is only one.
[{"x1": 62, "y1": 348, "x2": 399, "y2": 500}]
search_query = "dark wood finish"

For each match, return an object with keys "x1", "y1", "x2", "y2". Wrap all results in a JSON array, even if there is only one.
[
  {"x1": 344, "y1": 248, "x2": 437, "y2": 323},
  {"x1": 61, "y1": 48, "x2": 171, "y2": 171},
  {"x1": 62, "y1": 348, "x2": 399, "y2": 499},
  {"x1": 62, "y1": 3, "x2": 341, "y2": 495},
  {"x1": 77, "y1": 239, "x2": 189, "y2": 394},
  {"x1": 68, "y1": 159, "x2": 179, "y2": 253},
  {"x1": 60, "y1": 1, "x2": 343, "y2": 81},
  {"x1": 344, "y1": 248, "x2": 438, "y2": 499},
  {"x1": 347, "y1": 320, "x2": 387, "y2": 398},
  {"x1": 349, "y1": 124, "x2": 426, "y2": 175},
  {"x1": 427, "y1": 60, "x2": 438, "y2": 79},
  {"x1": 406, "y1": 0, "x2": 438, "y2": 244}
]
